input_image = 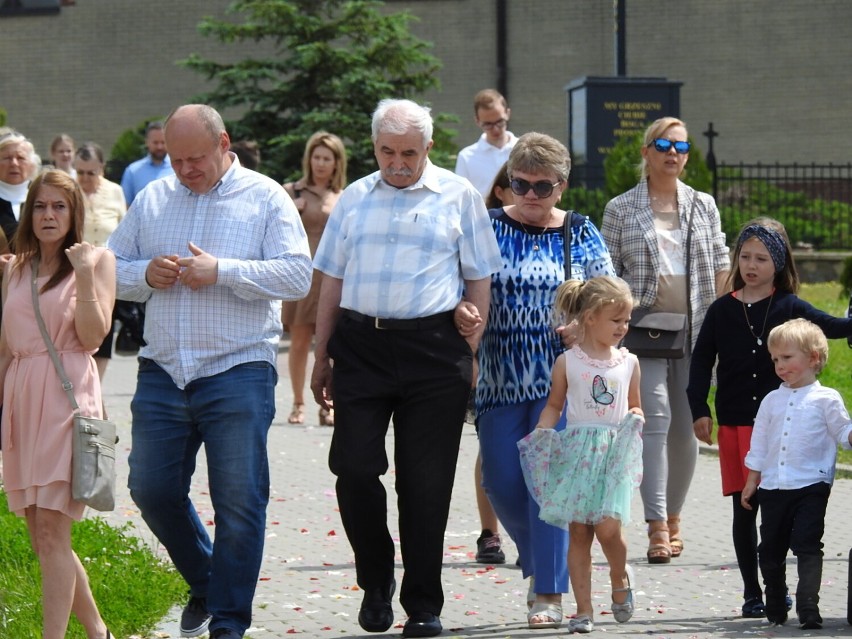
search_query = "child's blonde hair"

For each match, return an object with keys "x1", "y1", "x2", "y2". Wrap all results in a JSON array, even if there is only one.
[
  {"x1": 767, "y1": 318, "x2": 829, "y2": 374},
  {"x1": 553, "y1": 276, "x2": 633, "y2": 327}
]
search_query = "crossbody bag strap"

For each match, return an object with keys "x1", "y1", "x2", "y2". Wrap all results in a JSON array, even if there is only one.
[
  {"x1": 30, "y1": 256, "x2": 81, "y2": 413},
  {"x1": 563, "y1": 211, "x2": 586, "y2": 280},
  {"x1": 685, "y1": 192, "x2": 698, "y2": 343},
  {"x1": 563, "y1": 212, "x2": 573, "y2": 279}
]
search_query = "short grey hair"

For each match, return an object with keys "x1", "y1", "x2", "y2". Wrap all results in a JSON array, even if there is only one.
[
  {"x1": 371, "y1": 99, "x2": 433, "y2": 148},
  {"x1": 507, "y1": 132, "x2": 571, "y2": 182}
]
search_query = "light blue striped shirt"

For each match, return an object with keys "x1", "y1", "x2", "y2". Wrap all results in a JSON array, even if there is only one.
[
  {"x1": 313, "y1": 161, "x2": 502, "y2": 318},
  {"x1": 108, "y1": 156, "x2": 312, "y2": 389}
]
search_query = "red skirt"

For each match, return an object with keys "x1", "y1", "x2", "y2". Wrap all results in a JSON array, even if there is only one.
[{"x1": 717, "y1": 425, "x2": 754, "y2": 496}]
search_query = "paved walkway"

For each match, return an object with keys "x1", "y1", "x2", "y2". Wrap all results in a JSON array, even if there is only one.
[{"x1": 96, "y1": 348, "x2": 852, "y2": 639}]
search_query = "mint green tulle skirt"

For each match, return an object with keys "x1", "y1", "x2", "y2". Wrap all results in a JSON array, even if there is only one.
[{"x1": 518, "y1": 414, "x2": 644, "y2": 527}]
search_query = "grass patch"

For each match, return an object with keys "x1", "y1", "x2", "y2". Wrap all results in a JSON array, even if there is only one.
[
  {"x1": 0, "y1": 490, "x2": 185, "y2": 638},
  {"x1": 706, "y1": 281, "x2": 852, "y2": 466}
]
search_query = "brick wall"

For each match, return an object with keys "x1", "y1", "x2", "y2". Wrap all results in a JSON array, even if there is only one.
[{"x1": 1, "y1": 0, "x2": 849, "y2": 168}]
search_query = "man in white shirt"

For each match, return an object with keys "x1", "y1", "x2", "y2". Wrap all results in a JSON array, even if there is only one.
[{"x1": 454, "y1": 89, "x2": 518, "y2": 196}]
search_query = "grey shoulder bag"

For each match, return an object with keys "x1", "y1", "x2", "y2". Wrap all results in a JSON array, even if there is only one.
[{"x1": 31, "y1": 257, "x2": 117, "y2": 511}]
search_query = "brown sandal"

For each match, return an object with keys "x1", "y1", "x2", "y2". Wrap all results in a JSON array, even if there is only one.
[
  {"x1": 647, "y1": 520, "x2": 672, "y2": 564},
  {"x1": 668, "y1": 516, "x2": 683, "y2": 558}
]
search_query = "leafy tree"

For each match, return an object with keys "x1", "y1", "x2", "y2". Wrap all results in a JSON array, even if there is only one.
[
  {"x1": 182, "y1": 0, "x2": 457, "y2": 183},
  {"x1": 0, "y1": 107, "x2": 7, "y2": 128}
]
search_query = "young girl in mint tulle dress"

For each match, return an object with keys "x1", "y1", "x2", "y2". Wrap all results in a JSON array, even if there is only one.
[{"x1": 519, "y1": 276, "x2": 644, "y2": 633}]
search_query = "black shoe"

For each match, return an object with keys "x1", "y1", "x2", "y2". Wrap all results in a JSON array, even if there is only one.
[
  {"x1": 766, "y1": 610, "x2": 787, "y2": 626},
  {"x1": 358, "y1": 578, "x2": 396, "y2": 632},
  {"x1": 799, "y1": 611, "x2": 823, "y2": 630},
  {"x1": 742, "y1": 597, "x2": 765, "y2": 618},
  {"x1": 180, "y1": 595, "x2": 212, "y2": 638},
  {"x1": 475, "y1": 529, "x2": 506, "y2": 564},
  {"x1": 785, "y1": 590, "x2": 793, "y2": 611},
  {"x1": 402, "y1": 612, "x2": 442, "y2": 638},
  {"x1": 210, "y1": 629, "x2": 242, "y2": 639}
]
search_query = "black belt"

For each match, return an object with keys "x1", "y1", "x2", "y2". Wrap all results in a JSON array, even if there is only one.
[{"x1": 342, "y1": 309, "x2": 454, "y2": 330}]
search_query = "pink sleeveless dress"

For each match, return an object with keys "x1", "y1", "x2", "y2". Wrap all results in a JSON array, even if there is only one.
[{"x1": 0, "y1": 261, "x2": 103, "y2": 520}]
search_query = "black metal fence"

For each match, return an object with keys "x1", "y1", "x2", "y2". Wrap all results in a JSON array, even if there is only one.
[
  {"x1": 566, "y1": 163, "x2": 852, "y2": 250},
  {"x1": 713, "y1": 163, "x2": 852, "y2": 250}
]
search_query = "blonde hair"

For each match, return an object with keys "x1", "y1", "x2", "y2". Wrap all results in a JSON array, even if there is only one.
[
  {"x1": 553, "y1": 276, "x2": 633, "y2": 328},
  {"x1": 639, "y1": 116, "x2": 687, "y2": 180},
  {"x1": 302, "y1": 131, "x2": 347, "y2": 192},
  {"x1": 767, "y1": 318, "x2": 829, "y2": 374}
]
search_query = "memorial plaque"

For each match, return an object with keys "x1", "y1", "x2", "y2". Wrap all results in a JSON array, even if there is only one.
[{"x1": 566, "y1": 76, "x2": 682, "y2": 187}]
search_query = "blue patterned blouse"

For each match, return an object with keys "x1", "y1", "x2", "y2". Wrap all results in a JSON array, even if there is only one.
[{"x1": 476, "y1": 210, "x2": 614, "y2": 417}]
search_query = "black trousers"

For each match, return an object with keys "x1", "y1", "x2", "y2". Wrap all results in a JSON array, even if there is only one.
[
  {"x1": 328, "y1": 312, "x2": 472, "y2": 615},
  {"x1": 757, "y1": 482, "x2": 830, "y2": 617}
]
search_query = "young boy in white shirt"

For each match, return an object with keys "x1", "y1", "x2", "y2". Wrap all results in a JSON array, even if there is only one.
[{"x1": 742, "y1": 318, "x2": 852, "y2": 629}]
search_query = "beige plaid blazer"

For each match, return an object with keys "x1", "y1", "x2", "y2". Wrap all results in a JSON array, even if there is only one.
[{"x1": 601, "y1": 179, "x2": 730, "y2": 348}]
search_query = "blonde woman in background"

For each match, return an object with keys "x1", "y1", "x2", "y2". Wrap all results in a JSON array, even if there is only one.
[
  {"x1": 50, "y1": 134, "x2": 76, "y2": 178},
  {"x1": 282, "y1": 131, "x2": 347, "y2": 425},
  {"x1": 601, "y1": 117, "x2": 729, "y2": 564}
]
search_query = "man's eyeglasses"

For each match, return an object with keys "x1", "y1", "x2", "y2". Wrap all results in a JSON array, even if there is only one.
[
  {"x1": 480, "y1": 118, "x2": 508, "y2": 131},
  {"x1": 510, "y1": 178, "x2": 561, "y2": 199},
  {"x1": 649, "y1": 139, "x2": 691, "y2": 154}
]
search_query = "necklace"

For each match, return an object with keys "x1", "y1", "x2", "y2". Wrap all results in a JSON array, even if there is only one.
[
  {"x1": 517, "y1": 213, "x2": 552, "y2": 251},
  {"x1": 740, "y1": 291, "x2": 774, "y2": 346}
]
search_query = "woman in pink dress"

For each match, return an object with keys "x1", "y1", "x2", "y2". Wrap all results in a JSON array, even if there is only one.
[
  {"x1": 0, "y1": 170, "x2": 115, "y2": 639},
  {"x1": 282, "y1": 131, "x2": 347, "y2": 426}
]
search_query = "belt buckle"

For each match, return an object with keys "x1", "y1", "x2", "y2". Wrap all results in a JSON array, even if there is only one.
[{"x1": 374, "y1": 316, "x2": 386, "y2": 330}]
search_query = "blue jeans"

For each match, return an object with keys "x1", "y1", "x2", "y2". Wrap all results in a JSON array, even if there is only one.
[{"x1": 128, "y1": 359, "x2": 277, "y2": 635}]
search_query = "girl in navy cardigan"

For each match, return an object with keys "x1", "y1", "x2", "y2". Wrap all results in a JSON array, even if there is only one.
[{"x1": 687, "y1": 217, "x2": 852, "y2": 619}]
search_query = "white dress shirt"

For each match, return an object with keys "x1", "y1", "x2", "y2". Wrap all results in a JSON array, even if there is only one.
[{"x1": 745, "y1": 381, "x2": 852, "y2": 489}]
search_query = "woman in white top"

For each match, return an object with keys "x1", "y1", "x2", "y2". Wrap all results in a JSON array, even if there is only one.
[
  {"x1": 73, "y1": 142, "x2": 126, "y2": 379},
  {"x1": 601, "y1": 117, "x2": 730, "y2": 564}
]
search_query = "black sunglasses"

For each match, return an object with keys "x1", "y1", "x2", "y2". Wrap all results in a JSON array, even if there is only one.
[
  {"x1": 649, "y1": 139, "x2": 691, "y2": 154},
  {"x1": 510, "y1": 177, "x2": 561, "y2": 199}
]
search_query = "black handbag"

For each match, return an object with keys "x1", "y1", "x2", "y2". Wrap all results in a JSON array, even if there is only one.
[
  {"x1": 622, "y1": 193, "x2": 697, "y2": 359},
  {"x1": 623, "y1": 309, "x2": 688, "y2": 359}
]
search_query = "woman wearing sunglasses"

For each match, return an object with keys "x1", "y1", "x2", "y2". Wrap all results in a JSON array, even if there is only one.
[
  {"x1": 458, "y1": 132, "x2": 614, "y2": 628},
  {"x1": 601, "y1": 117, "x2": 730, "y2": 565}
]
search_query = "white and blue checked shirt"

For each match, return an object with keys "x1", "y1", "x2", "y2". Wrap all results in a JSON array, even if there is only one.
[
  {"x1": 108, "y1": 156, "x2": 312, "y2": 389},
  {"x1": 313, "y1": 161, "x2": 502, "y2": 318}
]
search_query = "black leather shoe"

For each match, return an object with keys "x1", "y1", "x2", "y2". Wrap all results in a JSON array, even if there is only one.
[
  {"x1": 402, "y1": 612, "x2": 442, "y2": 638},
  {"x1": 358, "y1": 578, "x2": 396, "y2": 633}
]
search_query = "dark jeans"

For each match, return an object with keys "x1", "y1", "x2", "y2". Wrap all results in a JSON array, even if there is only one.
[
  {"x1": 757, "y1": 482, "x2": 830, "y2": 617},
  {"x1": 328, "y1": 312, "x2": 472, "y2": 616},
  {"x1": 128, "y1": 359, "x2": 277, "y2": 636}
]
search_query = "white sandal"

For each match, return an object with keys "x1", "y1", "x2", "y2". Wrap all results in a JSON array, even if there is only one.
[
  {"x1": 526, "y1": 576, "x2": 535, "y2": 610},
  {"x1": 527, "y1": 601, "x2": 563, "y2": 629}
]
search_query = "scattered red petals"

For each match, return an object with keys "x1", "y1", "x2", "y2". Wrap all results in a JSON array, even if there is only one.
[
  {"x1": 286, "y1": 629, "x2": 300, "y2": 634},
  {"x1": 300, "y1": 528, "x2": 309, "y2": 533},
  {"x1": 327, "y1": 530, "x2": 337, "y2": 536},
  {"x1": 259, "y1": 577, "x2": 271, "y2": 581}
]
